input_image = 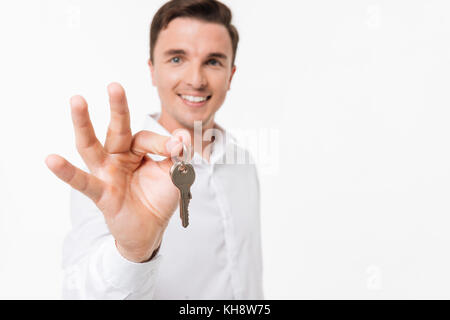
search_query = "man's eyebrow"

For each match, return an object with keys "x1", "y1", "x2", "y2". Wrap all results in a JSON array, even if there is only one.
[
  {"x1": 163, "y1": 49, "x2": 187, "y2": 56},
  {"x1": 207, "y1": 52, "x2": 228, "y2": 61},
  {"x1": 163, "y1": 49, "x2": 228, "y2": 60}
]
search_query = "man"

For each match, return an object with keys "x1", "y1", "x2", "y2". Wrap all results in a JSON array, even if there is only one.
[{"x1": 45, "y1": 0, "x2": 264, "y2": 299}]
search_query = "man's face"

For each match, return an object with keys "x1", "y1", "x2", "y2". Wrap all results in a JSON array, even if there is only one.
[{"x1": 149, "y1": 17, "x2": 236, "y2": 130}]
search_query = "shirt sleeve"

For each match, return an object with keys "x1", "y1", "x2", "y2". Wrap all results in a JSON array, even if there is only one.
[{"x1": 62, "y1": 186, "x2": 162, "y2": 300}]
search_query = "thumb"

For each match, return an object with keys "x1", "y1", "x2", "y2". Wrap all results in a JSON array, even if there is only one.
[{"x1": 131, "y1": 130, "x2": 175, "y2": 158}]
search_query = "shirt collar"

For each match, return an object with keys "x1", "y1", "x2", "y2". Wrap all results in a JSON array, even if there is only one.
[{"x1": 140, "y1": 113, "x2": 237, "y2": 166}]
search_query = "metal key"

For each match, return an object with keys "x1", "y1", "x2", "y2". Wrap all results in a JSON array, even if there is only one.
[{"x1": 170, "y1": 144, "x2": 195, "y2": 228}]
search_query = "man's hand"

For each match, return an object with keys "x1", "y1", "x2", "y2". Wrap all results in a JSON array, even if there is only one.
[{"x1": 45, "y1": 83, "x2": 189, "y2": 263}]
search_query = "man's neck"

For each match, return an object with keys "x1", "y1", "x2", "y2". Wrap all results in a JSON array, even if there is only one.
[{"x1": 157, "y1": 111, "x2": 217, "y2": 163}]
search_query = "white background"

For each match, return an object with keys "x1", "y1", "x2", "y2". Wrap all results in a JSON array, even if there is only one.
[{"x1": 0, "y1": 0, "x2": 450, "y2": 299}]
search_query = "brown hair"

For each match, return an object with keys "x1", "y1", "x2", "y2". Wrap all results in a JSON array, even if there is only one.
[{"x1": 150, "y1": 0, "x2": 239, "y2": 68}]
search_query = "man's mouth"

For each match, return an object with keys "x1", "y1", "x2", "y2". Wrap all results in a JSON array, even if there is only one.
[{"x1": 177, "y1": 94, "x2": 212, "y2": 107}]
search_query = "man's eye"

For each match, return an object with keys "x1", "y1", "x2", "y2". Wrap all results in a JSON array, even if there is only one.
[
  {"x1": 171, "y1": 57, "x2": 181, "y2": 63},
  {"x1": 208, "y1": 59, "x2": 221, "y2": 66}
]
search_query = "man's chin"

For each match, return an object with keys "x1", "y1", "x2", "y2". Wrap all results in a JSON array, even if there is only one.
[{"x1": 176, "y1": 112, "x2": 213, "y2": 130}]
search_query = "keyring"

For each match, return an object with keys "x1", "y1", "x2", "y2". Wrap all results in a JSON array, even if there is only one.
[{"x1": 174, "y1": 143, "x2": 191, "y2": 172}]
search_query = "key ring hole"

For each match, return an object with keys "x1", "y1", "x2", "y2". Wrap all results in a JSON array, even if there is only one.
[
  {"x1": 175, "y1": 143, "x2": 190, "y2": 164},
  {"x1": 178, "y1": 162, "x2": 188, "y2": 174}
]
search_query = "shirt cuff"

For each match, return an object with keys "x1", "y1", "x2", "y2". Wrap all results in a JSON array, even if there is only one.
[{"x1": 100, "y1": 237, "x2": 162, "y2": 292}]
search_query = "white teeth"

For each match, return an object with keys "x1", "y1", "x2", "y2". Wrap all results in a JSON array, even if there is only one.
[{"x1": 181, "y1": 95, "x2": 208, "y2": 103}]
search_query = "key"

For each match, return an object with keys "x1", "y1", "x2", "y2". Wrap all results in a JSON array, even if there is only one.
[{"x1": 171, "y1": 161, "x2": 195, "y2": 228}]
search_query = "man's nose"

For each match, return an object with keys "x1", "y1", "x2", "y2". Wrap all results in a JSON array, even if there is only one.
[{"x1": 185, "y1": 64, "x2": 207, "y2": 89}]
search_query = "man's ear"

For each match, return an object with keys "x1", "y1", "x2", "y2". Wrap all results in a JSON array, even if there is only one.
[
  {"x1": 148, "y1": 59, "x2": 156, "y2": 87},
  {"x1": 227, "y1": 65, "x2": 237, "y2": 91}
]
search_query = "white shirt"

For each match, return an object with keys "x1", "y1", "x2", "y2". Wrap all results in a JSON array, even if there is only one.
[{"x1": 62, "y1": 113, "x2": 264, "y2": 300}]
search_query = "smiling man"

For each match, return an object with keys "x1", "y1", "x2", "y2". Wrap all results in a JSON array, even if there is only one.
[
  {"x1": 46, "y1": 0, "x2": 264, "y2": 300},
  {"x1": 149, "y1": 4, "x2": 238, "y2": 162},
  {"x1": 150, "y1": 17, "x2": 236, "y2": 132}
]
